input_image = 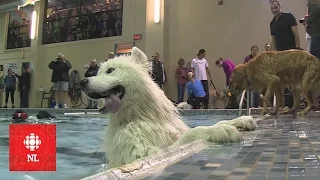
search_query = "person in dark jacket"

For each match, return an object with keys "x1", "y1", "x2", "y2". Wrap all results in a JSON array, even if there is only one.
[
  {"x1": 84, "y1": 59, "x2": 99, "y2": 109},
  {"x1": 14, "y1": 67, "x2": 31, "y2": 108},
  {"x1": 151, "y1": 53, "x2": 166, "y2": 89},
  {"x1": 3, "y1": 69, "x2": 16, "y2": 108},
  {"x1": 48, "y1": 53, "x2": 72, "y2": 109},
  {"x1": 306, "y1": 0, "x2": 320, "y2": 59}
]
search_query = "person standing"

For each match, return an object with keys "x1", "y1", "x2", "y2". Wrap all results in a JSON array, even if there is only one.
[
  {"x1": 14, "y1": 67, "x2": 31, "y2": 108},
  {"x1": 243, "y1": 46, "x2": 261, "y2": 108},
  {"x1": 0, "y1": 65, "x2": 4, "y2": 108},
  {"x1": 269, "y1": 0, "x2": 300, "y2": 108},
  {"x1": 270, "y1": 0, "x2": 301, "y2": 51},
  {"x1": 175, "y1": 58, "x2": 187, "y2": 103},
  {"x1": 151, "y1": 53, "x2": 166, "y2": 89},
  {"x1": 215, "y1": 58, "x2": 237, "y2": 108},
  {"x1": 265, "y1": 43, "x2": 271, "y2": 51},
  {"x1": 191, "y1": 49, "x2": 212, "y2": 109},
  {"x1": 215, "y1": 58, "x2": 235, "y2": 89},
  {"x1": 3, "y1": 69, "x2": 16, "y2": 108},
  {"x1": 244, "y1": 46, "x2": 258, "y2": 64},
  {"x1": 84, "y1": 59, "x2": 99, "y2": 109},
  {"x1": 105, "y1": 52, "x2": 115, "y2": 61},
  {"x1": 49, "y1": 53, "x2": 72, "y2": 109},
  {"x1": 306, "y1": 0, "x2": 320, "y2": 59}
]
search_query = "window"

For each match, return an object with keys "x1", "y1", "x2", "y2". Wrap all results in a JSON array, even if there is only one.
[
  {"x1": 42, "y1": 0, "x2": 123, "y2": 44},
  {"x1": 6, "y1": 5, "x2": 34, "y2": 50}
]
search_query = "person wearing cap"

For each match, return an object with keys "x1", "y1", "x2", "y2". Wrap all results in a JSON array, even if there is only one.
[
  {"x1": 306, "y1": 0, "x2": 320, "y2": 59},
  {"x1": 84, "y1": 59, "x2": 100, "y2": 109},
  {"x1": 49, "y1": 53, "x2": 72, "y2": 109},
  {"x1": 191, "y1": 49, "x2": 212, "y2": 109},
  {"x1": 186, "y1": 72, "x2": 207, "y2": 109},
  {"x1": 105, "y1": 52, "x2": 115, "y2": 61}
]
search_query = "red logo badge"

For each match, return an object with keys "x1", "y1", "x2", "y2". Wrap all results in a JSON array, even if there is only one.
[{"x1": 9, "y1": 124, "x2": 56, "y2": 171}]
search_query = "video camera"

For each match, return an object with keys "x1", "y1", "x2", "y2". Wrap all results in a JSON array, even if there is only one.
[{"x1": 299, "y1": 15, "x2": 308, "y2": 24}]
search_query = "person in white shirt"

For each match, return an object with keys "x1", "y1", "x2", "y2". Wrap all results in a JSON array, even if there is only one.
[{"x1": 191, "y1": 49, "x2": 212, "y2": 109}]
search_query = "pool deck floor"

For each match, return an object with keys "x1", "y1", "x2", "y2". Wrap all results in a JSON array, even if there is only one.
[{"x1": 141, "y1": 112, "x2": 320, "y2": 180}]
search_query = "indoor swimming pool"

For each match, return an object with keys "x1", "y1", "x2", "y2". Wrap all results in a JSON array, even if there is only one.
[{"x1": 0, "y1": 112, "x2": 237, "y2": 180}]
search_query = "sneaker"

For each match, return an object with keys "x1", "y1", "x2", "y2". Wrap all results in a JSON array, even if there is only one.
[
  {"x1": 64, "y1": 104, "x2": 68, "y2": 109},
  {"x1": 12, "y1": 105, "x2": 15, "y2": 108},
  {"x1": 54, "y1": 104, "x2": 59, "y2": 109}
]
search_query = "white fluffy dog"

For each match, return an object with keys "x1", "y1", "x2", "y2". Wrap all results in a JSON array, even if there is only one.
[
  {"x1": 79, "y1": 47, "x2": 258, "y2": 170},
  {"x1": 176, "y1": 102, "x2": 193, "y2": 109}
]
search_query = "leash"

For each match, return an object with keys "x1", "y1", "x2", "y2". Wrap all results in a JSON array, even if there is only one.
[{"x1": 209, "y1": 80, "x2": 216, "y2": 89}]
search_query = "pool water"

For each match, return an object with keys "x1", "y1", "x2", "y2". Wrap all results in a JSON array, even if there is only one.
[{"x1": 0, "y1": 113, "x2": 237, "y2": 180}]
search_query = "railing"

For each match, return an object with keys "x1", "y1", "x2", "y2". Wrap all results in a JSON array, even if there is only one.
[
  {"x1": 238, "y1": 89, "x2": 276, "y2": 116},
  {"x1": 238, "y1": 90, "x2": 250, "y2": 116}
]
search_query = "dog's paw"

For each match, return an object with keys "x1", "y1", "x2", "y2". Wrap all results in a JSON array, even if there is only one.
[
  {"x1": 296, "y1": 111, "x2": 305, "y2": 117},
  {"x1": 216, "y1": 116, "x2": 257, "y2": 131},
  {"x1": 207, "y1": 125, "x2": 243, "y2": 143},
  {"x1": 119, "y1": 161, "x2": 143, "y2": 173}
]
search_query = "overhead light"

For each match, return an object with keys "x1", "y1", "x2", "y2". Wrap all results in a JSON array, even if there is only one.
[
  {"x1": 30, "y1": 10, "x2": 37, "y2": 39},
  {"x1": 153, "y1": 0, "x2": 160, "y2": 23}
]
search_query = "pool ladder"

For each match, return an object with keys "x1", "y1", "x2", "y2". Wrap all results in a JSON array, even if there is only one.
[{"x1": 238, "y1": 90, "x2": 276, "y2": 116}]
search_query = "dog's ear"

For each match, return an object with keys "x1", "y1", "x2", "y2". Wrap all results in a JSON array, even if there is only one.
[{"x1": 131, "y1": 47, "x2": 148, "y2": 65}]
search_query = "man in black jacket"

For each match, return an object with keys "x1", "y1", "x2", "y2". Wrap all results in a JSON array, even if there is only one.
[
  {"x1": 14, "y1": 67, "x2": 31, "y2": 108},
  {"x1": 49, "y1": 53, "x2": 72, "y2": 109},
  {"x1": 307, "y1": 0, "x2": 320, "y2": 59},
  {"x1": 84, "y1": 59, "x2": 99, "y2": 109},
  {"x1": 151, "y1": 53, "x2": 166, "y2": 89}
]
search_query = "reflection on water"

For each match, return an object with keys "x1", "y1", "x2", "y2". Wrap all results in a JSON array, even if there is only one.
[{"x1": 0, "y1": 113, "x2": 236, "y2": 180}]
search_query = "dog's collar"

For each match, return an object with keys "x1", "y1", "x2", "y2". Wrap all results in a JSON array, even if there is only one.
[{"x1": 243, "y1": 66, "x2": 250, "y2": 86}]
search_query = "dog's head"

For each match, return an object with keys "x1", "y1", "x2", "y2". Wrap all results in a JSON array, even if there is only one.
[
  {"x1": 80, "y1": 47, "x2": 153, "y2": 114},
  {"x1": 230, "y1": 64, "x2": 249, "y2": 92}
]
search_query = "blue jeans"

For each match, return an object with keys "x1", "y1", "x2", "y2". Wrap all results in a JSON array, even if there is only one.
[
  {"x1": 177, "y1": 84, "x2": 185, "y2": 103},
  {"x1": 252, "y1": 92, "x2": 260, "y2": 108},
  {"x1": 310, "y1": 35, "x2": 320, "y2": 60}
]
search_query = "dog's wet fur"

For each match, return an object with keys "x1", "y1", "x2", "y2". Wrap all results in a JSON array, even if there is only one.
[
  {"x1": 230, "y1": 50, "x2": 320, "y2": 116},
  {"x1": 36, "y1": 111, "x2": 56, "y2": 119}
]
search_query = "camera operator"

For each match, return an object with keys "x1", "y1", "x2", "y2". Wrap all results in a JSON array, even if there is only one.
[
  {"x1": 302, "y1": 0, "x2": 320, "y2": 59},
  {"x1": 49, "y1": 53, "x2": 72, "y2": 109}
]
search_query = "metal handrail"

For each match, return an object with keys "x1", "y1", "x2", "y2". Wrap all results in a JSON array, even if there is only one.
[
  {"x1": 238, "y1": 89, "x2": 277, "y2": 116},
  {"x1": 238, "y1": 90, "x2": 249, "y2": 116}
]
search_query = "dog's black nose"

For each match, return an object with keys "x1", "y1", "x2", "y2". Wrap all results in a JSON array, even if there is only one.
[{"x1": 79, "y1": 78, "x2": 89, "y2": 89}]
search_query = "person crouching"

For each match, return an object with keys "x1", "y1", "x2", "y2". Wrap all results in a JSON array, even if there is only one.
[{"x1": 186, "y1": 72, "x2": 208, "y2": 109}]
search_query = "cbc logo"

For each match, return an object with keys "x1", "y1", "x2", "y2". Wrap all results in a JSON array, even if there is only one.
[{"x1": 23, "y1": 133, "x2": 41, "y2": 151}]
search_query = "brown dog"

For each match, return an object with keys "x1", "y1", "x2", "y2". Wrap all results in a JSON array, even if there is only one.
[
  {"x1": 230, "y1": 50, "x2": 320, "y2": 116},
  {"x1": 209, "y1": 89, "x2": 222, "y2": 109},
  {"x1": 209, "y1": 89, "x2": 230, "y2": 109}
]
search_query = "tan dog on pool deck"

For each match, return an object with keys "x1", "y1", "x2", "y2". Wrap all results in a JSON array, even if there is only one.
[
  {"x1": 230, "y1": 49, "x2": 320, "y2": 116},
  {"x1": 209, "y1": 89, "x2": 220, "y2": 109},
  {"x1": 209, "y1": 89, "x2": 229, "y2": 109}
]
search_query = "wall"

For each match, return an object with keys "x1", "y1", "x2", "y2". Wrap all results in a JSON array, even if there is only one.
[
  {"x1": 163, "y1": 0, "x2": 308, "y2": 106},
  {"x1": 35, "y1": 0, "x2": 147, "y2": 108},
  {"x1": 0, "y1": 12, "x2": 36, "y2": 107},
  {"x1": 0, "y1": 0, "x2": 309, "y2": 108},
  {"x1": 0, "y1": 0, "x2": 147, "y2": 108}
]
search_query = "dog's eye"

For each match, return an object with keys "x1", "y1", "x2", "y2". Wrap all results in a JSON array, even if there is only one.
[{"x1": 106, "y1": 68, "x2": 115, "y2": 74}]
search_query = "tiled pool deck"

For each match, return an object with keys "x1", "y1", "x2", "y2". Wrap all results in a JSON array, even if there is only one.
[
  {"x1": 2, "y1": 108, "x2": 320, "y2": 180},
  {"x1": 139, "y1": 112, "x2": 320, "y2": 180}
]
